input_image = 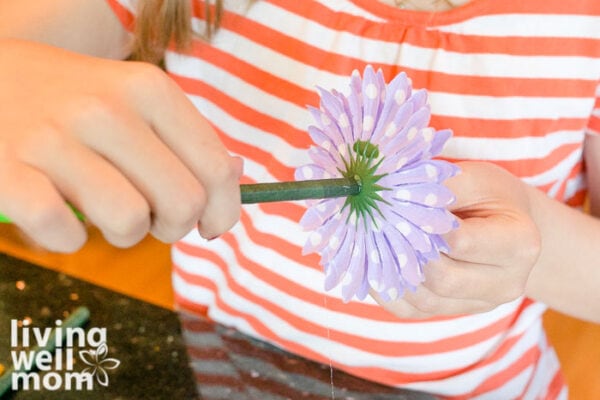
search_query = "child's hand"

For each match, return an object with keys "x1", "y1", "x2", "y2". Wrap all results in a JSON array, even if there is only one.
[
  {"x1": 0, "y1": 39, "x2": 242, "y2": 252},
  {"x1": 372, "y1": 162, "x2": 541, "y2": 318}
]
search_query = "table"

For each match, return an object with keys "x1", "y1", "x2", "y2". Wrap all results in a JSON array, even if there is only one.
[{"x1": 0, "y1": 253, "x2": 434, "y2": 400}]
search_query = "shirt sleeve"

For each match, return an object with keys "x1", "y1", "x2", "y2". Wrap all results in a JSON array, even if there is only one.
[{"x1": 105, "y1": 0, "x2": 138, "y2": 32}]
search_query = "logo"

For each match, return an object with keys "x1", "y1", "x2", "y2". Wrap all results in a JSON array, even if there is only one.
[{"x1": 9, "y1": 318, "x2": 120, "y2": 391}]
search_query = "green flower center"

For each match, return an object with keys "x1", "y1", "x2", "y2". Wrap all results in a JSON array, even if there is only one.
[{"x1": 340, "y1": 140, "x2": 389, "y2": 225}]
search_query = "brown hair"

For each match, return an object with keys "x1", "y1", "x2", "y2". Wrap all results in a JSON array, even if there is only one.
[{"x1": 131, "y1": 0, "x2": 223, "y2": 64}]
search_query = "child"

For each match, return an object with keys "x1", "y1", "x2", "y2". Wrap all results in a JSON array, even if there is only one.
[{"x1": 2, "y1": 0, "x2": 600, "y2": 398}]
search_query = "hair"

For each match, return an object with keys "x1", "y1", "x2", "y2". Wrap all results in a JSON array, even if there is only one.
[{"x1": 131, "y1": 0, "x2": 223, "y2": 64}]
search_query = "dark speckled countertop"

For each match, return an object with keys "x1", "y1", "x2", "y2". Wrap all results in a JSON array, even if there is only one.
[{"x1": 0, "y1": 253, "x2": 436, "y2": 400}]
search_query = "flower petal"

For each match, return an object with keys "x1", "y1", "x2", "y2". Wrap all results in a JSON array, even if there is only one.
[
  {"x1": 392, "y1": 202, "x2": 457, "y2": 235},
  {"x1": 383, "y1": 208, "x2": 433, "y2": 253},
  {"x1": 318, "y1": 87, "x2": 354, "y2": 144},
  {"x1": 429, "y1": 128, "x2": 453, "y2": 157},
  {"x1": 379, "y1": 134, "x2": 426, "y2": 174},
  {"x1": 341, "y1": 226, "x2": 368, "y2": 301},
  {"x1": 323, "y1": 224, "x2": 355, "y2": 291},
  {"x1": 371, "y1": 72, "x2": 411, "y2": 143},
  {"x1": 303, "y1": 213, "x2": 342, "y2": 255},
  {"x1": 388, "y1": 182, "x2": 455, "y2": 208},
  {"x1": 360, "y1": 66, "x2": 384, "y2": 140},
  {"x1": 294, "y1": 163, "x2": 329, "y2": 181},
  {"x1": 364, "y1": 231, "x2": 384, "y2": 292},
  {"x1": 382, "y1": 223, "x2": 423, "y2": 287},
  {"x1": 307, "y1": 147, "x2": 340, "y2": 176},
  {"x1": 299, "y1": 198, "x2": 340, "y2": 230},
  {"x1": 320, "y1": 210, "x2": 350, "y2": 266},
  {"x1": 385, "y1": 160, "x2": 459, "y2": 186}
]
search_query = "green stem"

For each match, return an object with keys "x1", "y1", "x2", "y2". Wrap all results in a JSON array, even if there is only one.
[
  {"x1": 0, "y1": 178, "x2": 361, "y2": 223},
  {"x1": 241, "y1": 177, "x2": 360, "y2": 203}
]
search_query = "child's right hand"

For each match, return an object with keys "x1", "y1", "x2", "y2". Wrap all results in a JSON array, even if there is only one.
[{"x1": 0, "y1": 39, "x2": 242, "y2": 252}]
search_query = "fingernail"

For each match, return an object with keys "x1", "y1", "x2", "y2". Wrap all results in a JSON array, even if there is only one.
[{"x1": 207, "y1": 235, "x2": 220, "y2": 241}]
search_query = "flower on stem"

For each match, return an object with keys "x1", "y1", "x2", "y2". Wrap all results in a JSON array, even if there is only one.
[{"x1": 295, "y1": 66, "x2": 459, "y2": 302}]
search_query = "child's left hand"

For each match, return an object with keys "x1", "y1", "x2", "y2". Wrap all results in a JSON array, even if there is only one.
[{"x1": 372, "y1": 162, "x2": 542, "y2": 318}]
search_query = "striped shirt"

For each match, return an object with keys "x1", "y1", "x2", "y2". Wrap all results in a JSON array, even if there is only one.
[{"x1": 107, "y1": 0, "x2": 600, "y2": 398}]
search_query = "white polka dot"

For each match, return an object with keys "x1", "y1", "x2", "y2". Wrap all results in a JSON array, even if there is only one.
[
  {"x1": 321, "y1": 113, "x2": 331, "y2": 126},
  {"x1": 422, "y1": 127, "x2": 434, "y2": 142},
  {"x1": 369, "y1": 249, "x2": 380, "y2": 264},
  {"x1": 387, "y1": 288, "x2": 399, "y2": 300},
  {"x1": 407, "y1": 127, "x2": 418, "y2": 140},
  {"x1": 397, "y1": 253, "x2": 408, "y2": 268},
  {"x1": 369, "y1": 279, "x2": 382, "y2": 291},
  {"x1": 349, "y1": 213, "x2": 357, "y2": 226},
  {"x1": 384, "y1": 122, "x2": 397, "y2": 137},
  {"x1": 329, "y1": 235, "x2": 340, "y2": 250},
  {"x1": 337, "y1": 143, "x2": 348, "y2": 158},
  {"x1": 421, "y1": 225, "x2": 434, "y2": 233},
  {"x1": 396, "y1": 221, "x2": 412, "y2": 236},
  {"x1": 317, "y1": 202, "x2": 327, "y2": 212},
  {"x1": 425, "y1": 164, "x2": 437, "y2": 178},
  {"x1": 396, "y1": 157, "x2": 408, "y2": 170},
  {"x1": 424, "y1": 193, "x2": 438, "y2": 206},
  {"x1": 338, "y1": 113, "x2": 350, "y2": 128},
  {"x1": 365, "y1": 83, "x2": 378, "y2": 99},
  {"x1": 302, "y1": 166, "x2": 313, "y2": 179},
  {"x1": 394, "y1": 89, "x2": 406, "y2": 105},
  {"x1": 395, "y1": 189, "x2": 411, "y2": 200},
  {"x1": 342, "y1": 272, "x2": 353, "y2": 286},
  {"x1": 363, "y1": 115, "x2": 375, "y2": 132},
  {"x1": 322, "y1": 140, "x2": 331, "y2": 151},
  {"x1": 310, "y1": 232, "x2": 322, "y2": 246}
]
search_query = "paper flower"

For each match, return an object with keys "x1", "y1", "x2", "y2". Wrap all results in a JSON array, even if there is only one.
[{"x1": 295, "y1": 66, "x2": 459, "y2": 302}]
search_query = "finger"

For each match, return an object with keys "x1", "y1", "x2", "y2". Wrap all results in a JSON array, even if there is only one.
[
  {"x1": 73, "y1": 105, "x2": 208, "y2": 243},
  {"x1": 129, "y1": 65, "x2": 242, "y2": 237},
  {"x1": 443, "y1": 214, "x2": 540, "y2": 266},
  {"x1": 0, "y1": 158, "x2": 86, "y2": 252},
  {"x1": 444, "y1": 162, "x2": 528, "y2": 212},
  {"x1": 402, "y1": 285, "x2": 497, "y2": 316},
  {"x1": 421, "y1": 255, "x2": 526, "y2": 304},
  {"x1": 197, "y1": 155, "x2": 243, "y2": 238},
  {"x1": 442, "y1": 162, "x2": 539, "y2": 265},
  {"x1": 21, "y1": 136, "x2": 152, "y2": 247},
  {"x1": 370, "y1": 287, "x2": 494, "y2": 319}
]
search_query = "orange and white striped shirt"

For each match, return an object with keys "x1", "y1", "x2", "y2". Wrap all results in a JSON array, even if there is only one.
[{"x1": 108, "y1": 0, "x2": 600, "y2": 398}]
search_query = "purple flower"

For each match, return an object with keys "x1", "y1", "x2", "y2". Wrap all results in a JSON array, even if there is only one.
[{"x1": 295, "y1": 66, "x2": 459, "y2": 302}]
